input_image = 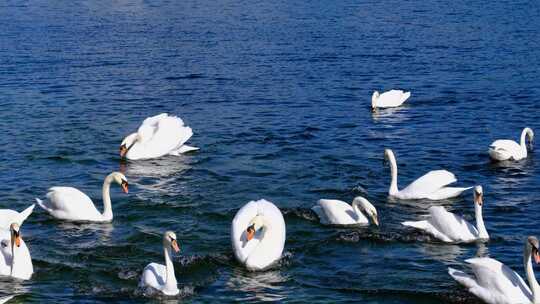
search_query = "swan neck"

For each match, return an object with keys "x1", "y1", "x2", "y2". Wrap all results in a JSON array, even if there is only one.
[
  {"x1": 101, "y1": 175, "x2": 114, "y2": 221},
  {"x1": 474, "y1": 203, "x2": 489, "y2": 239},
  {"x1": 351, "y1": 201, "x2": 364, "y2": 218},
  {"x1": 521, "y1": 128, "x2": 529, "y2": 154},
  {"x1": 163, "y1": 245, "x2": 177, "y2": 288},
  {"x1": 524, "y1": 245, "x2": 540, "y2": 303},
  {"x1": 387, "y1": 153, "x2": 399, "y2": 195},
  {"x1": 10, "y1": 241, "x2": 14, "y2": 276}
]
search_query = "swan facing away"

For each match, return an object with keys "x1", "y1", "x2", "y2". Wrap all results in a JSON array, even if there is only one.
[
  {"x1": 140, "y1": 231, "x2": 180, "y2": 296},
  {"x1": 231, "y1": 199, "x2": 286, "y2": 271},
  {"x1": 448, "y1": 236, "x2": 540, "y2": 304},
  {"x1": 0, "y1": 204, "x2": 35, "y2": 230},
  {"x1": 312, "y1": 197, "x2": 379, "y2": 226},
  {"x1": 0, "y1": 223, "x2": 33, "y2": 280},
  {"x1": 384, "y1": 149, "x2": 471, "y2": 200},
  {"x1": 371, "y1": 90, "x2": 411, "y2": 111},
  {"x1": 36, "y1": 172, "x2": 128, "y2": 222},
  {"x1": 489, "y1": 127, "x2": 534, "y2": 161},
  {"x1": 402, "y1": 186, "x2": 488, "y2": 243},
  {"x1": 120, "y1": 113, "x2": 198, "y2": 160}
]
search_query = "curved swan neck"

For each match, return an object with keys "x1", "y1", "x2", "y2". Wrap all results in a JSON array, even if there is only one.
[
  {"x1": 521, "y1": 128, "x2": 532, "y2": 154},
  {"x1": 386, "y1": 151, "x2": 399, "y2": 195},
  {"x1": 474, "y1": 203, "x2": 489, "y2": 239},
  {"x1": 101, "y1": 174, "x2": 114, "y2": 221},
  {"x1": 163, "y1": 245, "x2": 177, "y2": 288},
  {"x1": 524, "y1": 244, "x2": 540, "y2": 303}
]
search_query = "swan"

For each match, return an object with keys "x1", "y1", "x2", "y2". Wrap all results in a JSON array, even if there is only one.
[
  {"x1": 402, "y1": 185, "x2": 488, "y2": 243},
  {"x1": 120, "y1": 113, "x2": 198, "y2": 160},
  {"x1": 35, "y1": 172, "x2": 128, "y2": 222},
  {"x1": 384, "y1": 149, "x2": 472, "y2": 200},
  {"x1": 0, "y1": 296, "x2": 14, "y2": 304},
  {"x1": 448, "y1": 236, "x2": 540, "y2": 304},
  {"x1": 139, "y1": 231, "x2": 180, "y2": 296},
  {"x1": 0, "y1": 204, "x2": 35, "y2": 230},
  {"x1": 231, "y1": 199, "x2": 286, "y2": 271},
  {"x1": 371, "y1": 89, "x2": 410, "y2": 111},
  {"x1": 0, "y1": 223, "x2": 33, "y2": 280},
  {"x1": 312, "y1": 196, "x2": 379, "y2": 226},
  {"x1": 488, "y1": 127, "x2": 534, "y2": 161}
]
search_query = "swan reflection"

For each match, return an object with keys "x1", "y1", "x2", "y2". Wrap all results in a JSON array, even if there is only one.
[{"x1": 227, "y1": 269, "x2": 289, "y2": 302}]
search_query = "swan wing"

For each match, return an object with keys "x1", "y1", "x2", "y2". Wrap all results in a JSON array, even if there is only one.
[
  {"x1": 0, "y1": 204, "x2": 34, "y2": 230},
  {"x1": 43, "y1": 187, "x2": 101, "y2": 220},
  {"x1": 489, "y1": 139, "x2": 522, "y2": 160},
  {"x1": 231, "y1": 201, "x2": 263, "y2": 264},
  {"x1": 401, "y1": 170, "x2": 457, "y2": 198},
  {"x1": 140, "y1": 262, "x2": 166, "y2": 290},
  {"x1": 128, "y1": 115, "x2": 193, "y2": 160},
  {"x1": 376, "y1": 90, "x2": 410, "y2": 107},
  {"x1": 427, "y1": 206, "x2": 478, "y2": 242},
  {"x1": 402, "y1": 219, "x2": 453, "y2": 242},
  {"x1": 316, "y1": 199, "x2": 367, "y2": 225},
  {"x1": 466, "y1": 257, "x2": 531, "y2": 303}
]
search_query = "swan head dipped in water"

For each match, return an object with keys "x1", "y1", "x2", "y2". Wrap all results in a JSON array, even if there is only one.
[
  {"x1": 120, "y1": 133, "x2": 139, "y2": 158},
  {"x1": 352, "y1": 197, "x2": 379, "y2": 226},
  {"x1": 110, "y1": 172, "x2": 129, "y2": 194},
  {"x1": 246, "y1": 215, "x2": 264, "y2": 241},
  {"x1": 164, "y1": 231, "x2": 180, "y2": 253}
]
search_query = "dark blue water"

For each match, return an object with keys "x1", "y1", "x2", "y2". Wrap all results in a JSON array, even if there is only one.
[{"x1": 1, "y1": 0, "x2": 540, "y2": 302}]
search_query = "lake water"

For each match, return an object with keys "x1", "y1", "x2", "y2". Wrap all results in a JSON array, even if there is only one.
[{"x1": 1, "y1": 0, "x2": 540, "y2": 303}]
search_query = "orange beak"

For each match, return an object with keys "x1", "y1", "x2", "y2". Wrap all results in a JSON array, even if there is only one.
[
  {"x1": 120, "y1": 145, "x2": 128, "y2": 158},
  {"x1": 15, "y1": 235, "x2": 21, "y2": 247},
  {"x1": 121, "y1": 182, "x2": 129, "y2": 194},
  {"x1": 246, "y1": 226, "x2": 255, "y2": 241},
  {"x1": 171, "y1": 240, "x2": 180, "y2": 253}
]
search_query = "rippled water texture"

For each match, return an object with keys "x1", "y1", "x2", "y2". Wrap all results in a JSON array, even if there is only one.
[{"x1": 1, "y1": 0, "x2": 540, "y2": 303}]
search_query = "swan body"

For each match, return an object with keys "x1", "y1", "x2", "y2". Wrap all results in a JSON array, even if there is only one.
[
  {"x1": 384, "y1": 149, "x2": 471, "y2": 200},
  {"x1": 120, "y1": 113, "x2": 198, "y2": 160},
  {"x1": 448, "y1": 236, "x2": 540, "y2": 304},
  {"x1": 489, "y1": 127, "x2": 534, "y2": 161},
  {"x1": 371, "y1": 90, "x2": 410, "y2": 110},
  {"x1": 0, "y1": 204, "x2": 35, "y2": 230},
  {"x1": 36, "y1": 172, "x2": 128, "y2": 222},
  {"x1": 402, "y1": 186, "x2": 488, "y2": 243},
  {"x1": 140, "y1": 231, "x2": 180, "y2": 296},
  {"x1": 0, "y1": 224, "x2": 33, "y2": 280},
  {"x1": 312, "y1": 196, "x2": 379, "y2": 226},
  {"x1": 231, "y1": 199, "x2": 286, "y2": 271}
]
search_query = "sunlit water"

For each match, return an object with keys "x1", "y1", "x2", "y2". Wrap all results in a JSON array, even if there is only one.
[{"x1": 1, "y1": 0, "x2": 540, "y2": 303}]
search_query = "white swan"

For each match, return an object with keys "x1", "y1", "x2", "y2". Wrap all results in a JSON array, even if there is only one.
[
  {"x1": 312, "y1": 196, "x2": 379, "y2": 226},
  {"x1": 0, "y1": 223, "x2": 33, "y2": 280},
  {"x1": 0, "y1": 204, "x2": 35, "y2": 230},
  {"x1": 489, "y1": 127, "x2": 534, "y2": 161},
  {"x1": 0, "y1": 296, "x2": 14, "y2": 304},
  {"x1": 120, "y1": 113, "x2": 198, "y2": 160},
  {"x1": 371, "y1": 89, "x2": 410, "y2": 111},
  {"x1": 35, "y1": 172, "x2": 128, "y2": 222},
  {"x1": 139, "y1": 231, "x2": 180, "y2": 296},
  {"x1": 402, "y1": 185, "x2": 488, "y2": 243},
  {"x1": 448, "y1": 236, "x2": 540, "y2": 304},
  {"x1": 231, "y1": 199, "x2": 286, "y2": 271},
  {"x1": 384, "y1": 149, "x2": 471, "y2": 200}
]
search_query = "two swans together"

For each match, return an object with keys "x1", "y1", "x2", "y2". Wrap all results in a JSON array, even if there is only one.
[
  {"x1": 384, "y1": 149, "x2": 471, "y2": 200},
  {"x1": 312, "y1": 196, "x2": 379, "y2": 226},
  {"x1": 120, "y1": 113, "x2": 198, "y2": 160},
  {"x1": 402, "y1": 185, "x2": 488, "y2": 243},
  {"x1": 449, "y1": 236, "x2": 540, "y2": 304},
  {"x1": 231, "y1": 200, "x2": 286, "y2": 271},
  {"x1": 489, "y1": 127, "x2": 534, "y2": 161}
]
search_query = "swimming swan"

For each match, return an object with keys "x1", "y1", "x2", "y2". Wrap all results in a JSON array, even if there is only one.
[
  {"x1": 139, "y1": 231, "x2": 180, "y2": 296},
  {"x1": 0, "y1": 223, "x2": 33, "y2": 280},
  {"x1": 371, "y1": 90, "x2": 410, "y2": 111},
  {"x1": 488, "y1": 127, "x2": 534, "y2": 161},
  {"x1": 312, "y1": 196, "x2": 379, "y2": 226}
]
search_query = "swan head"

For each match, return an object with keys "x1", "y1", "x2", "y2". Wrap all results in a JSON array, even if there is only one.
[
  {"x1": 527, "y1": 236, "x2": 540, "y2": 264},
  {"x1": 353, "y1": 197, "x2": 379, "y2": 226},
  {"x1": 383, "y1": 149, "x2": 394, "y2": 165},
  {"x1": 10, "y1": 223, "x2": 21, "y2": 248},
  {"x1": 164, "y1": 231, "x2": 180, "y2": 253},
  {"x1": 120, "y1": 133, "x2": 138, "y2": 158},
  {"x1": 371, "y1": 91, "x2": 380, "y2": 111},
  {"x1": 110, "y1": 172, "x2": 129, "y2": 194},
  {"x1": 525, "y1": 128, "x2": 534, "y2": 150},
  {"x1": 473, "y1": 185, "x2": 483, "y2": 207},
  {"x1": 246, "y1": 215, "x2": 264, "y2": 241}
]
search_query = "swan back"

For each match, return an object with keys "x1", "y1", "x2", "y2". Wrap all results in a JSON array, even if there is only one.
[
  {"x1": 400, "y1": 170, "x2": 457, "y2": 198},
  {"x1": 372, "y1": 90, "x2": 410, "y2": 108},
  {"x1": 231, "y1": 199, "x2": 286, "y2": 270}
]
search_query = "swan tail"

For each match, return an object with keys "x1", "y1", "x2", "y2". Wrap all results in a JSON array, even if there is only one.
[
  {"x1": 18, "y1": 204, "x2": 35, "y2": 224},
  {"x1": 35, "y1": 198, "x2": 53, "y2": 214},
  {"x1": 402, "y1": 91, "x2": 411, "y2": 101},
  {"x1": 169, "y1": 145, "x2": 199, "y2": 156}
]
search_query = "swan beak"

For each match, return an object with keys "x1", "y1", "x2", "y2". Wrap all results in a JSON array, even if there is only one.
[
  {"x1": 372, "y1": 215, "x2": 379, "y2": 227},
  {"x1": 12, "y1": 231, "x2": 20, "y2": 247},
  {"x1": 246, "y1": 225, "x2": 255, "y2": 241},
  {"x1": 534, "y1": 248, "x2": 540, "y2": 264},
  {"x1": 475, "y1": 193, "x2": 483, "y2": 206},
  {"x1": 120, "y1": 145, "x2": 128, "y2": 158},
  {"x1": 121, "y1": 181, "x2": 129, "y2": 194},
  {"x1": 171, "y1": 239, "x2": 180, "y2": 253}
]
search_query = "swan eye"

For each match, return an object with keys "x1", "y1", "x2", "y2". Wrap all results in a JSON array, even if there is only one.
[{"x1": 1, "y1": 241, "x2": 7, "y2": 248}]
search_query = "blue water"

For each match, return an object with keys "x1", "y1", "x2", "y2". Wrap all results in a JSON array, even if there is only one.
[{"x1": 1, "y1": 0, "x2": 540, "y2": 302}]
